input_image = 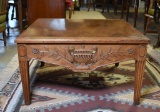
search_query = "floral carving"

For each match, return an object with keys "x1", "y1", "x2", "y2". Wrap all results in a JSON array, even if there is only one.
[
  {"x1": 29, "y1": 45, "x2": 137, "y2": 71},
  {"x1": 93, "y1": 47, "x2": 135, "y2": 63}
]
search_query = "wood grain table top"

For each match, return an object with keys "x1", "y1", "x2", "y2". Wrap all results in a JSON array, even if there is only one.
[{"x1": 15, "y1": 19, "x2": 150, "y2": 44}]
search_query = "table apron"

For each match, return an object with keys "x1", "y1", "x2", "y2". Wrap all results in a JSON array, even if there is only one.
[{"x1": 18, "y1": 44, "x2": 147, "y2": 72}]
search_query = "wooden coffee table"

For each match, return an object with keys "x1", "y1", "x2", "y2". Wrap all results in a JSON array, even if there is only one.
[{"x1": 15, "y1": 19, "x2": 150, "y2": 105}]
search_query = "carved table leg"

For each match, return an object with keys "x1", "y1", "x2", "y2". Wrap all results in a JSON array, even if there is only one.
[
  {"x1": 133, "y1": 45, "x2": 147, "y2": 105},
  {"x1": 134, "y1": 60, "x2": 146, "y2": 105},
  {"x1": 18, "y1": 44, "x2": 31, "y2": 105}
]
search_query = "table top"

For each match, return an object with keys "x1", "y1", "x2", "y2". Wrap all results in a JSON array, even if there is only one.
[{"x1": 15, "y1": 19, "x2": 150, "y2": 44}]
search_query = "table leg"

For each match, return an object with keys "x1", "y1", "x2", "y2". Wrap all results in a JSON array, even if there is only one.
[
  {"x1": 88, "y1": 0, "x2": 95, "y2": 12},
  {"x1": 153, "y1": 29, "x2": 160, "y2": 48},
  {"x1": 92, "y1": 0, "x2": 95, "y2": 11},
  {"x1": 134, "y1": 60, "x2": 146, "y2": 105},
  {"x1": 87, "y1": 0, "x2": 91, "y2": 11},
  {"x1": 121, "y1": 0, "x2": 125, "y2": 19},
  {"x1": 79, "y1": 0, "x2": 81, "y2": 7},
  {"x1": 144, "y1": 0, "x2": 150, "y2": 32},
  {"x1": 102, "y1": 0, "x2": 107, "y2": 13},
  {"x1": 18, "y1": 45, "x2": 31, "y2": 105},
  {"x1": 113, "y1": 0, "x2": 118, "y2": 14},
  {"x1": 126, "y1": 0, "x2": 130, "y2": 22}
]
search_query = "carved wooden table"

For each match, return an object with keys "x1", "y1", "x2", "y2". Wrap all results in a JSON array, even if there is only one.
[{"x1": 15, "y1": 19, "x2": 150, "y2": 105}]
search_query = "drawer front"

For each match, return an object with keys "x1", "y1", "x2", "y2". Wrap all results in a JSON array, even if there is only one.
[{"x1": 27, "y1": 44, "x2": 144, "y2": 72}]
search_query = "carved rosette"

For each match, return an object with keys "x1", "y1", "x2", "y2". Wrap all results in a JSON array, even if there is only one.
[{"x1": 27, "y1": 45, "x2": 138, "y2": 72}]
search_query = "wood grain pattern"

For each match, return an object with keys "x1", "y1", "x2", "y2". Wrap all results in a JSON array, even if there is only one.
[{"x1": 15, "y1": 19, "x2": 150, "y2": 44}]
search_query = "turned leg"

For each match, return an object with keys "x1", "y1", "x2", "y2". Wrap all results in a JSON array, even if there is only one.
[
  {"x1": 153, "y1": 27, "x2": 160, "y2": 48},
  {"x1": 2, "y1": 31, "x2": 6, "y2": 46},
  {"x1": 87, "y1": 0, "x2": 91, "y2": 11},
  {"x1": 143, "y1": 18, "x2": 151, "y2": 35},
  {"x1": 134, "y1": 0, "x2": 139, "y2": 27},
  {"x1": 11, "y1": 6, "x2": 15, "y2": 20},
  {"x1": 144, "y1": 0, "x2": 150, "y2": 31},
  {"x1": 121, "y1": 0, "x2": 124, "y2": 19},
  {"x1": 18, "y1": 45, "x2": 31, "y2": 105},
  {"x1": 126, "y1": 0, "x2": 130, "y2": 22},
  {"x1": 18, "y1": 0, "x2": 23, "y2": 33},
  {"x1": 68, "y1": 7, "x2": 72, "y2": 19},
  {"x1": 102, "y1": 0, "x2": 107, "y2": 13},
  {"x1": 106, "y1": 0, "x2": 110, "y2": 12},
  {"x1": 113, "y1": 0, "x2": 118, "y2": 14},
  {"x1": 134, "y1": 60, "x2": 146, "y2": 105},
  {"x1": 93, "y1": 0, "x2": 95, "y2": 11}
]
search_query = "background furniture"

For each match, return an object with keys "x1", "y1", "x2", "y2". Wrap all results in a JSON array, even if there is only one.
[
  {"x1": 26, "y1": 0, "x2": 65, "y2": 25},
  {"x1": 87, "y1": 0, "x2": 108, "y2": 13},
  {"x1": 87, "y1": 0, "x2": 130, "y2": 22},
  {"x1": 17, "y1": 0, "x2": 27, "y2": 33},
  {"x1": 113, "y1": 0, "x2": 130, "y2": 20},
  {"x1": 116, "y1": 0, "x2": 140, "y2": 27},
  {"x1": 0, "y1": 0, "x2": 8, "y2": 46},
  {"x1": 17, "y1": 0, "x2": 66, "y2": 33},
  {"x1": 66, "y1": 0, "x2": 74, "y2": 19},
  {"x1": 153, "y1": 0, "x2": 160, "y2": 48},
  {"x1": 133, "y1": 0, "x2": 139, "y2": 27},
  {"x1": 144, "y1": 0, "x2": 157, "y2": 35},
  {"x1": 7, "y1": 0, "x2": 27, "y2": 33},
  {"x1": 79, "y1": 0, "x2": 89, "y2": 7},
  {"x1": 144, "y1": 0, "x2": 160, "y2": 48}
]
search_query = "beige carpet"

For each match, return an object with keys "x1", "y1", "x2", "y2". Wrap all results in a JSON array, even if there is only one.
[{"x1": 66, "y1": 10, "x2": 106, "y2": 19}]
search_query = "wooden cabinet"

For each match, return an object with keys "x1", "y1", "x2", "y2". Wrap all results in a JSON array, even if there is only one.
[{"x1": 27, "y1": 0, "x2": 66, "y2": 25}]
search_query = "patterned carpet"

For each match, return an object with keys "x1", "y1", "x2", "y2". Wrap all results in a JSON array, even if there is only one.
[
  {"x1": 19, "y1": 59, "x2": 160, "y2": 112},
  {"x1": 0, "y1": 55, "x2": 40, "y2": 112}
]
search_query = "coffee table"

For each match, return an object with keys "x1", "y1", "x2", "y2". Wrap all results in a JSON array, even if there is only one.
[{"x1": 15, "y1": 19, "x2": 150, "y2": 105}]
